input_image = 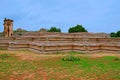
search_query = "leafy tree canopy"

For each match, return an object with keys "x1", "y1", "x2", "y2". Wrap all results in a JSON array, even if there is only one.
[
  {"x1": 116, "y1": 31, "x2": 120, "y2": 37},
  {"x1": 110, "y1": 30, "x2": 120, "y2": 37},
  {"x1": 68, "y1": 25, "x2": 87, "y2": 33},
  {"x1": 13, "y1": 28, "x2": 27, "y2": 36},
  {"x1": 47, "y1": 27, "x2": 61, "y2": 32},
  {"x1": 38, "y1": 28, "x2": 47, "y2": 32}
]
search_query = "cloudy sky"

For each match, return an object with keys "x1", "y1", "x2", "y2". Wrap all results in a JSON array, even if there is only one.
[{"x1": 0, "y1": 0, "x2": 120, "y2": 33}]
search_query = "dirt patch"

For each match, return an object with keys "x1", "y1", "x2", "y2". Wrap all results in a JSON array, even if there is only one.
[
  {"x1": 85, "y1": 53, "x2": 120, "y2": 58},
  {"x1": 1, "y1": 50, "x2": 120, "y2": 60}
]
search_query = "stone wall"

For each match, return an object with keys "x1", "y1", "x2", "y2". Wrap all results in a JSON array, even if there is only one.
[
  {"x1": 0, "y1": 32, "x2": 119, "y2": 53},
  {"x1": 22, "y1": 32, "x2": 110, "y2": 38}
]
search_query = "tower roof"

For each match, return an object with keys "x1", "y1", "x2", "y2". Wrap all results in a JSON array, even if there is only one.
[{"x1": 4, "y1": 18, "x2": 13, "y2": 22}]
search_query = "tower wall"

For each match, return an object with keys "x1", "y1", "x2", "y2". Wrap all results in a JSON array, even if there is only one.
[{"x1": 3, "y1": 18, "x2": 13, "y2": 37}]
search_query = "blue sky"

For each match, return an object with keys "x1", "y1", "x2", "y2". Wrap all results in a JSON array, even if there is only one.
[{"x1": 0, "y1": 0, "x2": 120, "y2": 33}]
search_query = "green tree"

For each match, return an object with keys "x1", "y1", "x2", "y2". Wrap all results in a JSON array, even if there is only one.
[
  {"x1": 110, "y1": 32, "x2": 116, "y2": 37},
  {"x1": 116, "y1": 31, "x2": 120, "y2": 37},
  {"x1": 13, "y1": 28, "x2": 27, "y2": 36},
  {"x1": 39, "y1": 28, "x2": 47, "y2": 32},
  {"x1": 68, "y1": 25, "x2": 87, "y2": 33},
  {"x1": 47, "y1": 27, "x2": 61, "y2": 32},
  {"x1": 110, "y1": 30, "x2": 120, "y2": 37}
]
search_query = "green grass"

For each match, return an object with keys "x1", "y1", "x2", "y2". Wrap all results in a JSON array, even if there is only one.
[
  {"x1": 68, "y1": 51, "x2": 85, "y2": 55},
  {"x1": 0, "y1": 53, "x2": 38, "y2": 79},
  {"x1": 54, "y1": 51, "x2": 85, "y2": 55},
  {"x1": 37, "y1": 56, "x2": 120, "y2": 80},
  {"x1": 0, "y1": 50, "x2": 120, "y2": 80}
]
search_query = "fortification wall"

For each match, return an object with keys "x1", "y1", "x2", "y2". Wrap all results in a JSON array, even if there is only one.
[
  {"x1": 0, "y1": 32, "x2": 119, "y2": 53},
  {"x1": 22, "y1": 32, "x2": 110, "y2": 38}
]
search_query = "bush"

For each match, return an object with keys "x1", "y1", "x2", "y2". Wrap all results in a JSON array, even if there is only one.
[
  {"x1": 62, "y1": 55, "x2": 80, "y2": 61},
  {"x1": 113, "y1": 57, "x2": 120, "y2": 61}
]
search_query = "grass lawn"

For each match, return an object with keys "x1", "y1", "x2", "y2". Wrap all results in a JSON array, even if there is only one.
[{"x1": 0, "y1": 50, "x2": 120, "y2": 80}]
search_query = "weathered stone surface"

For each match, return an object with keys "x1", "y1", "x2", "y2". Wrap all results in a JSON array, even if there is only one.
[
  {"x1": 3, "y1": 18, "x2": 13, "y2": 37},
  {"x1": 0, "y1": 32, "x2": 119, "y2": 53}
]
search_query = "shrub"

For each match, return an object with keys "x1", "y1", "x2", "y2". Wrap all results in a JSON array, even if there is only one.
[
  {"x1": 62, "y1": 55, "x2": 80, "y2": 61},
  {"x1": 113, "y1": 57, "x2": 120, "y2": 61}
]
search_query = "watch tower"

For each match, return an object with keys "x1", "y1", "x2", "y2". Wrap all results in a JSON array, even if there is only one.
[{"x1": 3, "y1": 18, "x2": 13, "y2": 37}]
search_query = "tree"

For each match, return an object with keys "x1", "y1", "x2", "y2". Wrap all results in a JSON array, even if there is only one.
[
  {"x1": 47, "y1": 27, "x2": 61, "y2": 32},
  {"x1": 110, "y1": 32, "x2": 116, "y2": 37},
  {"x1": 13, "y1": 28, "x2": 27, "y2": 36},
  {"x1": 110, "y1": 30, "x2": 120, "y2": 37},
  {"x1": 39, "y1": 28, "x2": 47, "y2": 32},
  {"x1": 116, "y1": 31, "x2": 120, "y2": 37},
  {"x1": 68, "y1": 25, "x2": 87, "y2": 33}
]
